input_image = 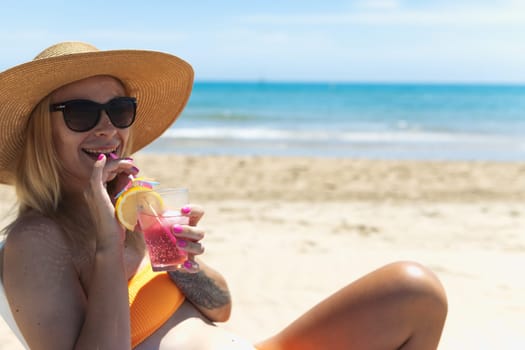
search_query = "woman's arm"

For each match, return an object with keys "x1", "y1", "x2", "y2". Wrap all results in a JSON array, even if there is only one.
[
  {"x1": 76, "y1": 154, "x2": 135, "y2": 349},
  {"x1": 168, "y1": 259, "x2": 231, "y2": 322},
  {"x1": 75, "y1": 236, "x2": 130, "y2": 350},
  {"x1": 165, "y1": 204, "x2": 232, "y2": 322}
]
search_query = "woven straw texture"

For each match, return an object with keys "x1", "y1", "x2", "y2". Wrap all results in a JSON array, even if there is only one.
[{"x1": 0, "y1": 42, "x2": 194, "y2": 184}]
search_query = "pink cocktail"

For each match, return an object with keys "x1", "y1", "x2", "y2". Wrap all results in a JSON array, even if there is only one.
[
  {"x1": 139, "y1": 210, "x2": 189, "y2": 271},
  {"x1": 134, "y1": 188, "x2": 190, "y2": 272}
]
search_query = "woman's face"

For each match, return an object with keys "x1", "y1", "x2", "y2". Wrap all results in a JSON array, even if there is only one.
[{"x1": 49, "y1": 75, "x2": 131, "y2": 189}]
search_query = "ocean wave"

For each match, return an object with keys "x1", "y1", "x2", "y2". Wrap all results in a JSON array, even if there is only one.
[{"x1": 162, "y1": 127, "x2": 513, "y2": 144}]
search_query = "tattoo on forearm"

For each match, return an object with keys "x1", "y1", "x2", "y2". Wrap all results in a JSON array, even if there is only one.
[{"x1": 168, "y1": 270, "x2": 231, "y2": 310}]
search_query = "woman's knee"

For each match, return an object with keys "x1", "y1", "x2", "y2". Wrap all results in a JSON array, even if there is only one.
[{"x1": 383, "y1": 261, "x2": 448, "y2": 316}]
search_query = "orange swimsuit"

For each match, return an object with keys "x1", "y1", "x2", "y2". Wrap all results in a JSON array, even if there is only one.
[{"x1": 128, "y1": 265, "x2": 185, "y2": 347}]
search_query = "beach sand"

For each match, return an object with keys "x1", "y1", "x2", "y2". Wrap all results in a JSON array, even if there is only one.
[{"x1": 1, "y1": 154, "x2": 524, "y2": 349}]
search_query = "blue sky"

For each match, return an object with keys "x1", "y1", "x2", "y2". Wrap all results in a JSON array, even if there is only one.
[{"x1": 1, "y1": 0, "x2": 524, "y2": 83}]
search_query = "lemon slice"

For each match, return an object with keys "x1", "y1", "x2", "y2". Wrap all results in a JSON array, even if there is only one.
[{"x1": 115, "y1": 187, "x2": 164, "y2": 231}]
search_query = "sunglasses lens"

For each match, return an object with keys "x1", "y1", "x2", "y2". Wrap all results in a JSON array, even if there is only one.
[
  {"x1": 63, "y1": 101, "x2": 100, "y2": 132},
  {"x1": 107, "y1": 98, "x2": 136, "y2": 128},
  {"x1": 54, "y1": 97, "x2": 137, "y2": 132}
]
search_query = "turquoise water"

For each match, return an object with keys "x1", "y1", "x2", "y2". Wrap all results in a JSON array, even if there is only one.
[{"x1": 146, "y1": 82, "x2": 525, "y2": 160}]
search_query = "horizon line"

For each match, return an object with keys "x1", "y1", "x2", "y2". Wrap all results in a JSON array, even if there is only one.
[{"x1": 193, "y1": 79, "x2": 525, "y2": 86}]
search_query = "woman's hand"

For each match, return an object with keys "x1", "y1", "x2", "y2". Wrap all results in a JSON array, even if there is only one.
[
  {"x1": 165, "y1": 204, "x2": 206, "y2": 273},
  {"x1": 84, "y1": 154, "x2": 139, "y2": 249}
]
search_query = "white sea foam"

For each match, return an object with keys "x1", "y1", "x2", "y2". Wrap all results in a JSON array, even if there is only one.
[
  {"x1": 146, "y1": 126, "x2": 525, "y2": 161},
  {"x1": 162, "y1": 127, "x2": 511, "y2": 144}
]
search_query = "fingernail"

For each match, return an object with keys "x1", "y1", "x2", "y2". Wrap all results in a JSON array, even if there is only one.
[
  {"x1": 131, "y1": 166, "x2": 140, "y2": 173},
  {"x1": 109, "y1": 152, "x2": 119, "y2": 160},
  {"x1": 172, "y1": 224, "x2": 184, "y2": 234},
  {"x1": 97, "y1": 154, "x2": 105, "y2": 161},
  {"x1": 181, "y1": 206, "x2": 191, "y2": 215},
  {"x1": 183, "y1": 260, "x2": 199, "y2": 272},
  {"x1": 177, "y1": 240, "x2": 187, "y2": 248},
  {"x1": 124, "y1": 157, "x2": 134, "y2": 161}
]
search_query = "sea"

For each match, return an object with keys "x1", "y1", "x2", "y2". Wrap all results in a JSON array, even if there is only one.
[{"x1": 145, "y1": 82, "x2": 525, "y2": 161}]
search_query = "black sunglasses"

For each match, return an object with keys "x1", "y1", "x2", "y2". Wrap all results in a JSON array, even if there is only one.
[{"x1": 49, "y1": 97, "x2": 137, "y2": 132}]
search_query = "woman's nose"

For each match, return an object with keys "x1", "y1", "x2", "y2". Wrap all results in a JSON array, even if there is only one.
[{"x1": 93, "y1": 111, "x2": 117, "y2": 136}]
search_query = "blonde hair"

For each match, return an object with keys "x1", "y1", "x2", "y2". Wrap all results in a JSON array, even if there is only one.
[{"x1": 15, "y1": 95, "x2": 62, "y2": 215}]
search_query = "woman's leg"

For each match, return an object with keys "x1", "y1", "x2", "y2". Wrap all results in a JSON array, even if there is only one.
[{"x1": 255, "y1": 261, "x2": 447, "y2": 350}]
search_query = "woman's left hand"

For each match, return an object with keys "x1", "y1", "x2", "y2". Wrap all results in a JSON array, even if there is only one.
[{"x1": 166, "y1": 204, "x2": 206, "y2": 273}]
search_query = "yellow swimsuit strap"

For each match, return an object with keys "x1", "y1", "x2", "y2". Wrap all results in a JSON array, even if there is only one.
[{"x1": 128, "y1": 265, "x2": 185, "y2": 347}]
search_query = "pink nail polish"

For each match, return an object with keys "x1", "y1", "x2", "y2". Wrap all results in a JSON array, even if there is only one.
[
  {"x1": 183, "y1": 260, "x2": 194, "y2": 269},
  {"x1": 177, "y1": 240, "x2": 187, "y2": 248},
  {"x1": 131, "y1": 166, "x2": 140, "y2": 173},
  {"x1": 172, "y1": 224, "x2": 184, "y2": 234},
  {"x1": 181, "y1": 206, "x2": 191, "y2": 215},
  {"x1": 109, "y1": 152, "x2": 119, "y2": 160},
  {"x1": 97, "y1": 154, "x2": 105, "y2": 161}
]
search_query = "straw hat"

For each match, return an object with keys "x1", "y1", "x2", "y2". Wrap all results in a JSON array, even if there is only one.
[{"x1": 0, "y1": 41, "x2": 194, "y2": 185}]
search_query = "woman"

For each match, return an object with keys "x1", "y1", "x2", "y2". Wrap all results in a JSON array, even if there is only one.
[{"x1": 0, "y1": 42, "x2": 447, "y2": 349}]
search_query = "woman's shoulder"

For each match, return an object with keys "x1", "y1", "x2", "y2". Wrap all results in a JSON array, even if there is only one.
[
  {"x1": 4, "y1": 212, "x2": 70, "y2": 257},
  {"x1": 7, "y1": 211, "x2": 61, "y2": 236}
]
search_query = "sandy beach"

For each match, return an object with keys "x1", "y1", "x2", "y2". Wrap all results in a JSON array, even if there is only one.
[{"x1": 1, "y1": 154, "x2": 524, "y2": 349}]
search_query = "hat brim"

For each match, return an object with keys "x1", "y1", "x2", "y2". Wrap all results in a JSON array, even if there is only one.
[{"x1": 0, "y1": 49, "x2": 194, "y2": 184}]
